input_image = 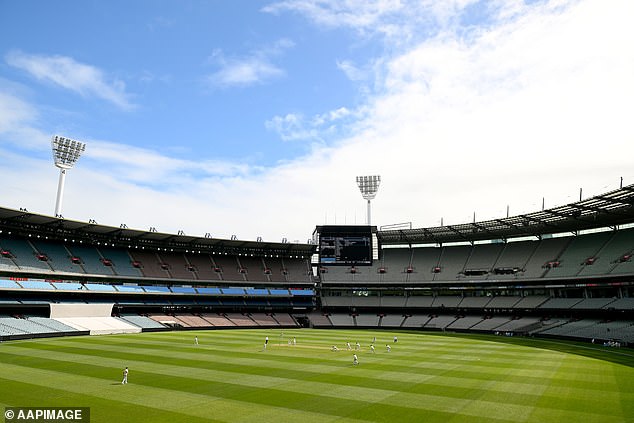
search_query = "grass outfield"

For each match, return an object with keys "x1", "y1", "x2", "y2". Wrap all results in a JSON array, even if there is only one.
[{"x1": 1, "y1": 329, "x2": 634, "y2": 423}]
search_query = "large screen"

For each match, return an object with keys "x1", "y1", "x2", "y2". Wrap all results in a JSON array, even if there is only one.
[{"x1": 317, "y1": 225, "x2": 373, "y2": 265}]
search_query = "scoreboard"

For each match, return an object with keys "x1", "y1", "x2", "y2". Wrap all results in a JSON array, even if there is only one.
[{"x1": 314, "y1": 225, "x2": 376, "y2": 265}]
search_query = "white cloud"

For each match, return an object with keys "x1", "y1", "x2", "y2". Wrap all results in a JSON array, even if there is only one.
[
  {"x1": 5, "y1": 51, "x2": 135, "y2": 110},
  {"x1": 1, "y1": 0, "x2": 633, "y2": 243},
  {"x1": 262, "y1": 0, "x2": 634, "y2": 233},
  {"x1": 265, "y1": 113, "x2": 318, "y2": 141},
  {"x1": 0, "y1": 89, "x2": 53, "y2": 153},
  {"x1": 265, "y1": 106, "x2": 362, "y2": 142},
  {"x1": 336, "y1": 60, "x2": 367, "y2": 81},
  {"x1": 262, "y1": 0, "x2": 405, "y2": 31},
  {"x1": 0, "y1": 91, "x2": 37, "y2": 134},
  {"x1": 262, "y1": 0, "x2": 483, "y2": 43},
  {"x1": 206, "y1": 39, "x2": 294, "y2": 88},
  {"x1": 83, "y1": 140, "x2": 252, "y2": 188}
]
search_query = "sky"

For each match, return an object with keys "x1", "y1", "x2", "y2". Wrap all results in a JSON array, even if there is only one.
[{"x1": 0, "y1": 0, "x2": 633, "y2": 244}]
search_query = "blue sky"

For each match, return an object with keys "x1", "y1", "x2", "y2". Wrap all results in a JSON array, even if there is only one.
[
  {"x1": 1, "y1": 0, "x2": 633, "y2": 242},
  {"x1": 1, "y1": 1, "x2": 361, "y2": 165}
]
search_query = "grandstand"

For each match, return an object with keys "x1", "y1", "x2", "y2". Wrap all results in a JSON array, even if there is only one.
[{"x1": 0, "y1": 183, "x2": 633, "y2": 345}]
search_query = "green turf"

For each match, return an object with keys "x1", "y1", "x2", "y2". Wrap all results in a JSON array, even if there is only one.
[{"x1": 1, "y1": 329, "x2": 633, "y2": 422}]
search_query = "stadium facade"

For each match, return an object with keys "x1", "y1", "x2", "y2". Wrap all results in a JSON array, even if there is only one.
[{"x1": 1, "y1": 184, "x2": 633, "y2": 345}]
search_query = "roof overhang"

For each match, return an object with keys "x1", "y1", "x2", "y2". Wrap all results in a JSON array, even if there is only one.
[
  {"x1": 378, "y1": 184, "x2": 634, "y2": 245},
  {"x1": 0, "y1": 208, "x2": 315, "y2": 257}
]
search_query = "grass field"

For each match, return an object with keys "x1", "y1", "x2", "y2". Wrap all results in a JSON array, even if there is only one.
[{"x1": 1, "y1": 329, "x2": 634, "y2": 422}]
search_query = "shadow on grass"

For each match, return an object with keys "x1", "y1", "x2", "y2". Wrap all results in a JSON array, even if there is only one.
[{"x1": 423, "y1": 331, "x2": 634, "y2": 367}]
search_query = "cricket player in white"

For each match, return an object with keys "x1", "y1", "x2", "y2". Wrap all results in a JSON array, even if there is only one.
[
  {"x1": 122, "y1": 367, "x2": 128, "y2": 384},
  {"x1": 353, "y1": 354, "x2": 358, "y2": 365}
]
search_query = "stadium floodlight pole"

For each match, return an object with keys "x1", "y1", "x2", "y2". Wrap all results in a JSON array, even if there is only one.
[
  {"x1": 51, "y1": 135, "x2": 86, "y2": 217},
  {"x1": 356, "y1": 175, "x2": 381, "y2": 225}
]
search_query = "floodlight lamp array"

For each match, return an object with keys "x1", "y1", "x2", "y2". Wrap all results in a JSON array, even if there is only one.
[
  {"x1": 52, "y1": 135, "x2": 86, "y2": 169},
  {"x1": 356, "y1": 175, "x2": 381, "y2": 200}
]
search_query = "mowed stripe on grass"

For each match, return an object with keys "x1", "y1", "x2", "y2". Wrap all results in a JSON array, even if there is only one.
[{"x1": 1, "y1": 329, "x2": 633, "y2": 422}]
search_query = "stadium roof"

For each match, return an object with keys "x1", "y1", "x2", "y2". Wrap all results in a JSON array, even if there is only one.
[
  {"x1": 2, "y1": 183, "x2": 633, "y2": 253},
  {"x1": 0, "y1": 208, "x2": 315, "y2": 257},
  {"x1": 378, "y1": 183, "x2": 634, "y2": 245}
]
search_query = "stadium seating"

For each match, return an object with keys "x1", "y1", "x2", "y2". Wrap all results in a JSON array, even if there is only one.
[
  {"x1": 19, "y1": 280, "x2": 54, "y2": 290},
  {"x1": 50, "y1": 282, "x2": 83, "y2": 290},
  {"x1": 380, "y1": 296, "x2": 407, "y2": 308},
  {"x1": 271, "y1": 313, "x2": 298, "y2": 326},
  {"x1": 539, "y1": 298, "x2": 584, "y2": 309},
  {"x1": 470, "y1": 316, "x2": 513, "y2": 331},
  {"x1": 171, "y1": 286, "x2": 196, "y2": 294},
  {"x1": 159, "y1": 252, "x2": 196, "y2": 280},
  {"x1": 491, "y1": 240, "x2": 538, "y2": 276},
  {"x1": 354, "y1": 314, "x2": 380, "y2": 327},
  {"x1": 431, "y1": 296, "x2": 461, "y2": 308},
  {"x1": 403, "y1": 296, "x2": 433, "y2": 308},
  {"x1": 31, "y1": 240, "x2": 80, "y2": 274},
  {"x1": 129, "y1": 251, "x2": 172, "y2": 279},
  {"x1": 485, "y1": 296, "x2": 522, "y2": 309},
  {"x1": 458, "y1": 296, "x2": 492, "y2": 309},
  {"x1": 379, "y1": 314, "x2": 405, "y2": 327},
  {"x1": 0, "y1": 279, "x2": 20, "y2": 289},
  {"x1": 118, "y1": 315, "x2": 166, "y2": 329},
  {"x1": 28, "y1": 317, "x2": 79, "y2": 332},
  {"x1": 186, "y1": 254, "x2": 220, "y2": 280},
  {"x1": 225, "y1": 313, "x2": 256, "y2": 326},
  {"x1": 262, "y1": 257, "x2": 287, "y2": 283},
  {"x1": 436, "y1": 245, "x2": 471, "y2": 280},
  {"x1": 493, "y1": 317, "x2": 541, "y2": 333},
  {"x1": 409, "y1": 247, "x2": 441, "y2": 282},
  {"x1": 461, "y1": 243, "x2": 505, "y2": 279},
  {"x1": 0, "y1": 238, "x2": 52, "y2": 272},
  {"x1": 402, "y1": 314, "x2": 433, "y2": 328},
  {"x1": 512, "y1": 296, "x2": 549, "y2": 309},
  {"x1": 328, "y1": 313, "x2": 354, "y2": 326},
  {"x1": 280, "y1": 258, "x2": 311, "y2": 283},
  {"x1": 306, "y1": 312, "x2": 332, "y2": 327},
  {"x1": 84, "y1": 283, "x2": 117, "y2": 292},
  {"x1": 114, "y1": 284, "x2": 146, "y2": 293},
  {"x1": 173, "y1": 314, "x2": 212, "y2": 327},
  {"x1": 200, "y1": 314, "x2": 235, "y2": 326},
  {"x1": 422, "y1": 315, "x2": 456, "y2": 329},
  {"x1": 380, "y1": 248, "x2": 411, "y2": 283},
  {"x1": 517, "y1": 237, "x2": 571, "y2": 279},
  {"x1": 101, "y1": 248, "x2": 143, "y2": 277},
  {"x1": 2, "y1": 197, "x2": 634, "y2": 346},
  {"x1": 249, "y1": 313, "x2": 279, "y2": 326},
  {"x1": 66, "y1": 245, "x2": 114, "y2": 276},
  {"x1": 447, "y1": 316, "x2": 484, "y2": 330},
  {"x1": 212, "y1": 256, "x2": 245, "y2": 282},
  {"x1": 238, "y1": 257, "x2": 268, "y2": 283},
  {"x1": 545, "y1": 231, "x2": 613, "y2": 278}
]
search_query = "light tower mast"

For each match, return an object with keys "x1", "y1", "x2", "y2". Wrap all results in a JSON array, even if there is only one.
[
  {"x1": 356, "y1": 175, "x2": 381, "y2": 225},
  {"x1": 51, "y1": 135, "x2": 86, "y2": 217}
]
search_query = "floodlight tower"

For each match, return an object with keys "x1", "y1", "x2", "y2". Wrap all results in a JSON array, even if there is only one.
[
  {"x1": 356, "y1": 175, "x2": 381, "y2": 225},
  {"x1": 51, "y1": 135, "x2": 86, "y2": 217}
]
